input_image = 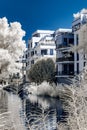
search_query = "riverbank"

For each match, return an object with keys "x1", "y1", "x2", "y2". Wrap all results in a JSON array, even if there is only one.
[{"x1": 27, "y1": 81, "x2": 67, "y2": 98}]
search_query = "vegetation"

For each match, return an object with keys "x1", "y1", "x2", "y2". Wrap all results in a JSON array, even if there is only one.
[
  {"x1": 0, "y1": 17, "x2": 26, "y2": 83},
  {"x1": 28, "y1": 58, "x2": 56, "y2": 84}
]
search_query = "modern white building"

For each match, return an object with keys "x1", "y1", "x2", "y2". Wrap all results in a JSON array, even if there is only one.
[
  {"x1": 26, "y1": 30, "x2": 56, "y2": 71},
  {"x1": 72, "y1": 9, "x2": 87, "y2": 74},
  {"x1": 55, "y1": 28, "x2": 74, "y2": 77}
]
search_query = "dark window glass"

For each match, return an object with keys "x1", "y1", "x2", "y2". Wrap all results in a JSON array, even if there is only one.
[
  {"x1": 84, "y1": 62, "x2": 86, "y2": 67},
  {"x1": 69, "y1": 38, "x2": 74, "y2": 44},
  {"x1": 77, "y1": 63, "x2": 79, "y2": 74},
  {"x1": 31, "y1": 51, "x2": 34, "y2": 56},
  {"x1": 76, "y1": 34, "x2": 79, "y2": 45},
  {"x1": 33, "y1": 33, "x2": 40, "y2": 37},
  {"x1": 77, "y1": 53, "x2": 79, "y2": 61},
  {"x1": 50, "y1": 49, "x2": 53, "y2": 55},
  {"x1": 35, "y1": 42, "x2": 38, "y2": 47},
  {"x1": 26, "y1": 54, "x2": 27, "y2": 58},
  {"x1": 31, "y1": 42, "x2": 32, "y2": 48},
  {"x1": 63, "y1": 38, "x2": 67, "y2": 45},
  {"x1": 41, "y1": 49, "x2": 47, "y2": 55}
]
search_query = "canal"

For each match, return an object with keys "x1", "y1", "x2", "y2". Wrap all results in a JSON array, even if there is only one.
[{"x1": 0, "y1": 89, "x2": 65, "y2": 130}]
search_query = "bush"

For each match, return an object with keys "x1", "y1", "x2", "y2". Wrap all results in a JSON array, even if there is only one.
[{"x1": 28, "y1": 58, "x2": 56, "y2": 84}]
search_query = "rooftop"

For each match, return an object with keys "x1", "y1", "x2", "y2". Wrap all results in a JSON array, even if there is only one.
[
  {"x1": 55, "y1": 28, "x2": 72, "y2": 34},
  {"x1": 32, "y1": 30, "x2": 54, "y2": 36}
]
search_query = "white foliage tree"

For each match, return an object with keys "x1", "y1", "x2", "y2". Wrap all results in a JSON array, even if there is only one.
[
  {"x1": 0, "y1": 17, "x2": 26, "y2": 81},
  {"x1": 60, "y1": 21, "x2": 87, "y2": 129},
  {"x1": 73, "y1": 8, "x2": 87, "y2": 19},
  {"x1": 58, "y1": 73, "x2": 87, "y2": 130}
]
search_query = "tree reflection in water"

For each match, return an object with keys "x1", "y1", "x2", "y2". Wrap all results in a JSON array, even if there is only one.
[
  {"x1": 21, "y1": 94, "x2": 64, "y2": 130},
  {"x1": 0, "y1": 89, "x2": 65, "y2": 130}
]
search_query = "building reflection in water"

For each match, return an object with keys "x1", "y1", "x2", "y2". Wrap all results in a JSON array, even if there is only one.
[{"x1": 21, "y1": 94, "x2": 64, "y2": 130}]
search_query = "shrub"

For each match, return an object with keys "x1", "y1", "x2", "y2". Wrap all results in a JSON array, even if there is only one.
[{"x1": 28, "y1": 58, "x2": 56, "y2": 84}]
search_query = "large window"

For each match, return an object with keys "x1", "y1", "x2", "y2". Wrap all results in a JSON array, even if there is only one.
[
  {"x1": 50, "y1": 49, "x2": 53, "y2": 55},
  {"x1": 41, "y1": 49, "x2": 47, "y2": 55},
  {"x1": 69, "y1": 38, "x2": 74, "y2": 44}
]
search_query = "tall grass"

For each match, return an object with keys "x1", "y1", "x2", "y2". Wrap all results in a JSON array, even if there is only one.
[{"x1": 58, "y1": 67, "x2": 87, "y2": 130}]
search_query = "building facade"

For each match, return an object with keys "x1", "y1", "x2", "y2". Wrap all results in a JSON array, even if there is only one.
[
  {"x1": 72, "y1": 10, "x2": 87, "y2": 74},
  {"x1": 55, "y1": 28, "x2": 74, "y2": 77},
  {"x1": 26, "y1": 30, "x2": 56, "y2": 71}
]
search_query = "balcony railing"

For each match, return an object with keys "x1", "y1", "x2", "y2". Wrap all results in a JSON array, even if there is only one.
[
  {"x1": 56, "y1": 56, "x2": 74, "y2": 62},
  {"x1": 58, "y1": 71, "x2": 74, "y2": 76},
  {"x1": 56, "y1": 44, "x2": 73, "y2": 49}
]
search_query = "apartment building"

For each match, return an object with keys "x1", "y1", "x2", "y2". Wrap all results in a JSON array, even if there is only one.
[
  {"x1": 26, "y1": 30, "x2": 56, "y2": 71},
  {"x1": 72, "y1": 9, "x2": 87, "y2": 74},
  {"x1": 55, "y1": 28, "x2": 74, "y2": 77}
]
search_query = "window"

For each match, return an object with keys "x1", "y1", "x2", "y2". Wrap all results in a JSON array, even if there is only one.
[
  {"x1": 41, "y1": 49, "x2": 47, "y2": 55},
  {"x1": 63, "y1": 38, "x2": 67, "y2": 45},
  {"x1": 28, "y1": 44, "x2": 30, "y2": 49},
  {"x1": 28, "y1": 53, "x2": 29, "y2": 57},
  {"x1": 50, "y1": 49, "x2": 53, "y2": 55},
  {"x1": 35, "y1": 42, "x2": 38, "y2": 47},
  {"x1": 31, "y1": 51, "x2": 34, "y2": 56},
  {"x1": 33, "y1": 33, "x2": 40, "y2": 37},
  {"x1": 26, "y1": 54, "x2": 27, "y2": 58},
  {"x1": 77, "y1": 53, "x2": 79, "y2": 61},
  {"x1": 84, "y1": 62, "x2": 86, "y2": 67},
  {"x1": 31, "y1": 42, "x2": 32, "y2": 48},
  {"x1": 77, "y1": 63, "x2": 79, "y2": 74},
  {"x1": 76, "y1": 34, "x2": 79, "y2": 45},
  {"x1": 31, "y1": 60, "x2": 34, "y2": 64},
  {"x1": 69, "y1": 38, "x2": 74, "y2": 44},
  {"x1": 51, "y1": 33, "x2": 55, "y2": 37}
]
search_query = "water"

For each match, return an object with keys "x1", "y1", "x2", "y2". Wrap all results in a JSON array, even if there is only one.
[
  {"x1": 0, "y1": 90, "x2": 65, "y2": 130},
  {"x1": 0, "y1": 90, "x2": 26, "y2": 130}
]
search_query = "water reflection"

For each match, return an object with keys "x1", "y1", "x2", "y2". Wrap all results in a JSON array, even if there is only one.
[
  {"x1": 0, "y1": 89, "x2": 65, "y2": 130},
  {"x1": 0, "y1": 90, "x2": 26, "y2": 130},
  {"x1": 21, "y1": 94, "x2": 64, "y2": 130},
  {"x1": 0, "y1": 90, "x2": 8, "y2": 113}
]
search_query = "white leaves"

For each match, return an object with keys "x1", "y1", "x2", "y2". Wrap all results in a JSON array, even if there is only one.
[
  {"x1": 59, "y1": 68, "x2": 87, "y2": 130},
  {"x1": 0, "y1": 17, "x2": 26, "y2": 80},
  {"x1": 73, "y1": 8, "x2": 87, "y2": 19}
]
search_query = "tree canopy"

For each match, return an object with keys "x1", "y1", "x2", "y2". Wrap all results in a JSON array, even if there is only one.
[
  {"x1": 28, "y1": 58, "x2": 56, "y2": 84},
  {"x1": 0, "y1": 17, "x2": 26, "y2": 81}
]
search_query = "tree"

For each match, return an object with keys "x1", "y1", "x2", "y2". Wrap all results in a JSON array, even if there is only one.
[
  {"x1": 28, "y1": 58, "x2": 56, "y2": 84},
  {"x1": 0, "y1": 17, "x2": 26, "y2": 82}
]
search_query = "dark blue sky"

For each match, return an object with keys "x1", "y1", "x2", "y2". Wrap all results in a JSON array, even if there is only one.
[{"x1": 0, "y1": 0, "x2": 87, "y2": 44}]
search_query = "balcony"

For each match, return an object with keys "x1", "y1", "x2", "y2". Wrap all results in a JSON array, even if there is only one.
[
  {"x1": 56, "y1": 44, "x2": 73, "y2": 50},
  {"x1": 58, "y1": 44, "x2": 73, "y2": 48},
  {"x1": 56, "y1": 56, "x2": 74, "y2": 62},
  {"x1": 57, "y1": 71, "x2": 74, "y2": 77}
]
